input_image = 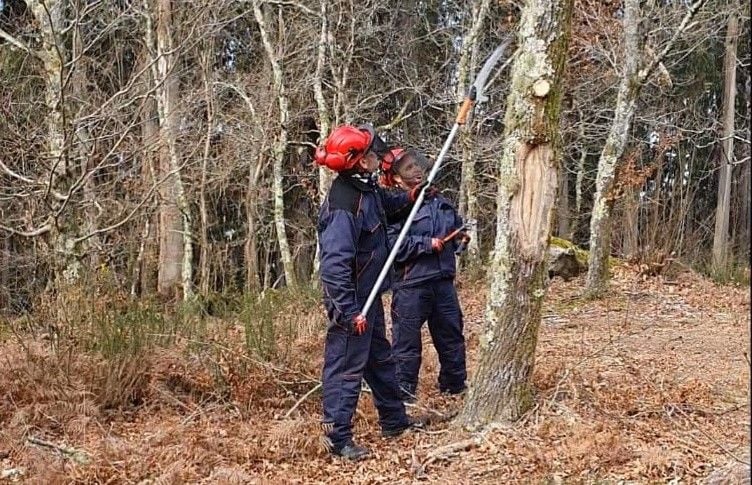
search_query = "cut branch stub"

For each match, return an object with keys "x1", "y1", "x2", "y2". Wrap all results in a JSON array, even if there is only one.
[{"x1": 532, "y1": 79, "x2": 551, "y2": 97}]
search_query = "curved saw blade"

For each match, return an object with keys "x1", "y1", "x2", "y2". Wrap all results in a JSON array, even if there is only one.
[{"x1": 471, "y1": 38, "x2": 512, "y2": 103}]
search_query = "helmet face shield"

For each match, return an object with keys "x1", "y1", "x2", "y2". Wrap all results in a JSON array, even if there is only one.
[
  {"x1": 369, "y1": 133, "x2": 389, "y2": 157},
  {"x1": 357, "y1": 123, "x2": 388, "y2": 158}
]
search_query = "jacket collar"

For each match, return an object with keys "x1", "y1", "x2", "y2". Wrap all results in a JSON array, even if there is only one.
[{"x1": 340, "y1": 170, "x2": 377, "y2": 192}]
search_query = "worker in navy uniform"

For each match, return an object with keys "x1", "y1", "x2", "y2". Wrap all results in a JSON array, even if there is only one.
[
  {"x1": 315, "y1": 125, "x2": 427, "y2": 461},
  {"x1": 380, "y1": 148, "x2": 468, "y2": 403}
]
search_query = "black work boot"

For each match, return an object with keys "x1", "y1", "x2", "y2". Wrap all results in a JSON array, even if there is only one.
[
  {"x1": 439, "y1": 385, "x2": 467, "y2": 396},
  {"x1": 332, "y1": 441, "x2": 371, "y2": 461},
  {"x1": 382, "y1": 416, "x2": 424, "y2": 438}
]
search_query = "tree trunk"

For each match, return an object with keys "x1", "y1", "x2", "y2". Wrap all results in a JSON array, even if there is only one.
[
  {"x1": 557, "y1": 160, "x2": 571, "y2": 237},
  {"x1": 252, "y1": 0, "x2": 296, "y2": 288},
  {"x1": 312, "y1": 0, "x2": 332, "y2": 282},
  {"x1": 150, "y1": 0, "x2": 193, "y2": 299},
  {"x1": 585, "y1": 0, "x2": 640, "y2": 297},
  {"x1": 199, "y1": 42, "x2": 214, "y2": 296},
  {"x1": 456, "y1": 0, "x2": 490, "y2": 266},
  {"x1": 139, "y1": 57, "x2": 160, "y2": 295},
  {"x1": 25, "y1": 0, "x2": 65, "y2": 178},
  {"x1": 712, "y1": 9, "x2": 738, "y2": 270},
  {"x1": 25, "y1": 0, "x2": 85, "y2": 285},
  {"x1": 586, "y1": 0, "x2": 706, "y2": 296},
  {"x1": 458, "y1": 0, "x2": 573, "y2": 428}
]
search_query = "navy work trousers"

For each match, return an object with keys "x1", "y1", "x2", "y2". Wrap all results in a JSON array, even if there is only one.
[
  {"x1": 321, "y1": 296, "x2": 408, "y2": 449},
  {"x1": 391, "y1": 278, "x2": 466, "y2": 397}
]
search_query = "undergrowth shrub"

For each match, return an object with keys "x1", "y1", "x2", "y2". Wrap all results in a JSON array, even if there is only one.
[
  {"x1": 697, "y1": 259, "x2": 750, "y2": 286},
  {"x1": 8, "y1": 268, "x2": 325, "y2": 413},
  {"x1": 239, "y1": 285, "x2": 321, "y2": 362}
]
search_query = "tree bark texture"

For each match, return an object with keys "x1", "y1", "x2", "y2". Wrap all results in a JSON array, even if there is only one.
[
  {"x1": 712, "y1": 9, "x2": 738, "y2": 270},
  {"x1": 25, "y1": 0, "x2": 85, "y2": 285},
  {"x1": 459, "y1": 0, "x2": 573, "y2": 428},
  {"x1": 585, "y1": 0, "x2": 640, "y2": 297},
  {"x1": 252, "y1": 0, "x2": 297, "y2": 288},
  {"x1": 151, "y1": 0, "x2": 193, "y2": 299},
  {"x1": 457, "y1": 0, "x2": 491, "y2": 266}
]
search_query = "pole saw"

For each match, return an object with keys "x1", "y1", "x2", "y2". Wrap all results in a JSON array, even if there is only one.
[{"x1": 359, "y1": 39, "x2": 511, "y2": 319}]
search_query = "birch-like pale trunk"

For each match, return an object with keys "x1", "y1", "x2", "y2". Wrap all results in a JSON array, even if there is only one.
[
  {"x1": 252, "y1": 0, "x2": 297, "y2": 288},
  {"x1": 149, "y1": 0, "x2": 193, "y2": 299},
  {"x1": 199, "y1": 43, "x2": 214, "y2": 296},
  {"x1": 585, "y1": 0, "x2": 640, "y2": 296},
  {"x1": 456, "y1": 0, "x2": 491, "y2": 265},
  {"x1": 712, "y1": 9, "x2": 738, "y2": 270},
  {"x1": 312, "y1": 0, "x2": 332, "y2": 281},
  {"x1": 586, "y1": 0, "x2": 706, "y2": 296},
  {"x1": 139, "y1": 52, "x2": 160, "y2": 295},
  {"x1": 25, "y1": 0, "x2": 65, "y2": 178},
  {"x1": 25, "y1": 0, "x2": 84, "y2": 284},
  {"x1": 458, "y1": 0, "x2": 573, "y2": 427}
]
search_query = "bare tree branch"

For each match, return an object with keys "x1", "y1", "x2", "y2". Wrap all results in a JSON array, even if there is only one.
[{"x1": 0, "y1": 27, "x2": 39, "y2": 57}]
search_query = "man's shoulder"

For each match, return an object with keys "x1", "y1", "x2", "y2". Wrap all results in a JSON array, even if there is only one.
[{"x1": 328, "y1": 176, "x2": 363, "y2": 215}]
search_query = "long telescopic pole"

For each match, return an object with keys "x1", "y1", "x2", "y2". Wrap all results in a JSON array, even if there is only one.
[{"x1": 359, "y1": 91, "x2": 477, "y2": 318}]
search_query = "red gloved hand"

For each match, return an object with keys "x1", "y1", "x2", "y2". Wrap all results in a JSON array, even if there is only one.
[
  {"x1": 352, "y1": 314, "x2": 368, "y2": 336},
  {"x1": 431, "y1": 238, "x2": 445, "y2": 252},
  {"x1": 408, "y1": 181, "x2": 438, "y2": 203}
]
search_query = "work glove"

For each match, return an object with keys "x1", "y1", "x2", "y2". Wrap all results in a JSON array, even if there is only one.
[
  {"x1": 408, "y1": 181, "x2": 437, "y2": 203},
  {"x1": 431, "y1": 238, "x2": 445, "y2": 253},
  {"x1": 351, "y1": 313, "x2": 368, "y2": 336}
]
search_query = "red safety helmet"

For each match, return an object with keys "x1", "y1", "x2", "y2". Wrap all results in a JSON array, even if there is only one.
[
  {"x1": 378, "y1": 147, "x2": 406, "y2": 187},
  {"x1": 314, "y1": 124, "x2": 382, "y2": 172}
]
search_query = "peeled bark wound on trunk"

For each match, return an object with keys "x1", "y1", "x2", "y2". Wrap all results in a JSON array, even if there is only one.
[
  {"x1": 462, "y1": 145, "x2": 559, "y2": 426},
  {"x1": 459, "y1": 0, "x2": 573, "y2": 428}
]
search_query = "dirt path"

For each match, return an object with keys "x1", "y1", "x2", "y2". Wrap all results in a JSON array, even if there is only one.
[{"x1": 1, "y1": 267, "x2": 749, "y2": 483}]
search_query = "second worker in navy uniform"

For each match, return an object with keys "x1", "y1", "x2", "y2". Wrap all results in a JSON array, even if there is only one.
[
  {"x1": 379, "y1": 147, "x2": 468, "y2": 403},
  {"x1": 314, "y1": 125, "x2": 427, "y2": 461}
]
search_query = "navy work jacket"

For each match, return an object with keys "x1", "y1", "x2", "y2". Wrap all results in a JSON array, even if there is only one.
[{"x1": 317, "y1": 173, "x2": 412, "y2": 324}]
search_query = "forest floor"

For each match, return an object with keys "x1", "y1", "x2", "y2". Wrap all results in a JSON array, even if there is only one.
[{"x1": 0, "y1": 265, "x2": 749, "y2": 484}]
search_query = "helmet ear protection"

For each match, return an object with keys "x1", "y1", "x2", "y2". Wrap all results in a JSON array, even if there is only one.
[
  {"x1": 378, "y1": 147, "x2": 406, "y2": 187},
  {"x1": 314, "y1": 125, "x2": 375, "y2": 172}
]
